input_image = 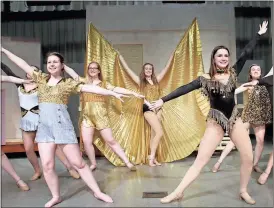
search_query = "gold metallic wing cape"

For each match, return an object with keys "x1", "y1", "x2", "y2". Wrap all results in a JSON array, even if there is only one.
[{"x1": 84, "y1": 18, "x2": 209, "y2": 166}]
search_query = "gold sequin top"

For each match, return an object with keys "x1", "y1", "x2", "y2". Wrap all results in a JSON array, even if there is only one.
[
  {"x1": 143, "y1": 84, "x2": 161, "y2": 102},
  {"x1": 79, "y1": 77, "x2": 115, "y2": 103},
  {"x1": 32, "y1": 70, "x2": 84, "y2": 105}
]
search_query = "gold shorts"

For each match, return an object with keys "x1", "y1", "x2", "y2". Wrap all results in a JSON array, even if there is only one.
[{"x1": 79, "y1": 102, "x2": 110, "y2": 130}]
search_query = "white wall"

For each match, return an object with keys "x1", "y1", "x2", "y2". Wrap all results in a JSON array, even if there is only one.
[
  {"x1": 1, "y1": 37, "x2": 41, "y2": 141},
  {"x1": 86, "y1": 4, "x2": 236, "y2": 74}
]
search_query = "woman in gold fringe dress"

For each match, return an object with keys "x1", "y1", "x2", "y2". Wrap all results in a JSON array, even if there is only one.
[
  {"x1": 212, "y1": 64, "x2": 272, "y2": 173},
  {"x1": 64, "y1": 62, "x2": 143, "y2": 171}
]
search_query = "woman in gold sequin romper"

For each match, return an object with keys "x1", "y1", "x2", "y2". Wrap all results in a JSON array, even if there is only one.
[
  {"x1": 2, "y1": 48, "x2": 128, "y2": 206},
  {"x1": 212, "y1": 64, "x2": 272, "y2": 173},
  {"x1": 64, "y1": 62, "x2": 143, "y2": 171},
  {"x1": 119, "y1": 53, "x2": 174, "y2": 167}
]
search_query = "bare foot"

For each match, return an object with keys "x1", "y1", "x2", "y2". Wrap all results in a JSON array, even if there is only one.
[
  {"x1": 94, "y1": 192, "x2": 113, "y2": 203},
  {"x1": 257, "y1": 172, "x2": 269, "y2": 185},
  {"x1": 44, "y1": 196, "x2": 62, "y2": 207},
  {"x1": 212, "y1": 161, "x2": 221, "y2": 173},
  {"x1": 30, "y1": 172, "x2": 42, "y2": 181},
  {"x1": 160, "y1": 192, "x2": 184, "y2": 204},
  {"x1": 90, "y1": 164, "x2": 97, "y2": 171},
  {"x1": 68, "y1": 169, "x2": 80, "y2": 179}
]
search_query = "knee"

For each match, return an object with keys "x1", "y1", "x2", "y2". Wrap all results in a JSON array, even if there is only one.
[
  {"x1": 25, "y1": 145, "x2": 34, "y2": 154},
  {"x1": 42, "y1": 161, "x2": 55, "y2": 173},
  {"x1": 106, "y1": 138, "x2": 117, "y2": 146},
  {"x1": 156, "y1": 129, "x2": 164, "y2": 138},
  {"x1": 193, "y1": 157, "x2": 209, "y2": 171},
  {"x1": 241, "y1": 153, "x2": 253, "y2": 165},
  {"x1": 72, "y1": 159, "x2": 86, "y2": 170},
  {"x1": 256, "y1": 136, "x2": 264, "y2": 146},
  {"x1": 82, "y1": 136, "x2": 92, "y2": 145}
]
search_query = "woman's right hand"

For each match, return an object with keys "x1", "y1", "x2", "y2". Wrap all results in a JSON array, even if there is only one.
[{"x1": 112, "y1": 92, "x2": 129, "y2": 102}]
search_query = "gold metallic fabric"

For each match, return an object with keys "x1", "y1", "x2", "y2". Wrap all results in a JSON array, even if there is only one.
[
  {"x1": 84, "y1": 18, "x2": 209, "y2": 166},
  {"x1": 32, "y1": 71, "x2": 83, "y2": 105}
]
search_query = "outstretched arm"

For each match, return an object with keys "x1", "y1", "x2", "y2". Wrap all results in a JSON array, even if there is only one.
[
  {"x1": 110, "y1": 86, "x2": 144, "y2": 98},
  {"x1": 1, "y1": 75, "x2": 31, "y2": 84},
  {"x1": 1, "y1": 62, "x2": 21, "y2": 87},
  {"x1": 1, "y1": 47, "x2": 34, "y2": 75},
  {"x1": 80, "y1": 84, "x2": 129, "y2": 102},
  {"x1": 64, "y1": 64, "x2": 80, "y2": 80},
  {"x1": 157, "y1": 52, "x2": 174, "y2": 82},
  {"x1": 233, "y1": 21, "x2": 268, "y2": 75},
  {"x1": 150, "y1": 78, "x2": 201, "y2": 110},
  {"x1": 119, "y1": 54, "x2": 140, "y2": 85}
]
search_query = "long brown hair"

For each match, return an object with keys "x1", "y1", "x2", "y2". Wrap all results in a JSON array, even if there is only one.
[
  {"x1": 209, "y1": 45, "x2": 230, "y2": 78},
  {"x1": 87, "y1": 61, "x2": 103, "y2": 81},
  {"x1": 248, "y1": 64, "x2": 261, "y2": 82},
  {"x1": 139, "y1": 63, "x2": 159, "y2": 92}
]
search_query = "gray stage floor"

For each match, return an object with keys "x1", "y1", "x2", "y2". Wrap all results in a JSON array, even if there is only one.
[{"x1": 1, "y1": 141, "x2": 273, "y2": 207}]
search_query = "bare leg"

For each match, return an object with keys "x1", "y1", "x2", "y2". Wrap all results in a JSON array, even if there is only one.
[
  {"x1": 212, "y1": 141, "x2": 235, "y2": 172},
  {"x1": 258, "y1": 151, "x2": 273, "y2": 185},
  {"x1": 100, "y1": 128, "x2": 136, "y2": 171},
  {"x1": 38, "y1": 143, "x2": 62, "y2": 207},
  {"x1": 252, "y1": 124, "x2": 265, "y2": 173},
  {"x1": 160, "y1": 121, "x2": 224, "y2": 203},
  {"x1": 230, "y1": 118, "x2": 255, "y2": 204},
  {"x1": 81, "y1": 124, "x2": 97, "y2": 170},
  {"x1": 144, "y1": 111, "x2": 163, "y2": 167},
  {"x1": 55, "y1": 146, "x2": 80, "y2": 179},
  {"x1": 1, "y1": 151, "x2": 29, "y2": 191},
  {"x1": 22, "y1": 130, "x2": 42, "y2": 180},
  {"x1": 60, "y1": 144, "x2": 113, "y2": 203}
]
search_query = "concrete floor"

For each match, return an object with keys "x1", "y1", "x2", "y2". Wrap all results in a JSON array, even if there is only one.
[{"x1": 1, "y1": 140, "x2": 273, "y2": 207}]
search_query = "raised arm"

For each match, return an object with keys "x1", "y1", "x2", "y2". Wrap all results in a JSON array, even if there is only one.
[
  {"x1": 264, "y1": 67, "x2": 273, "y2": 78},
  {"x1": 258, "y1": 75, "x2": 273, "y2": 87},
  {"x1": 80, "y1": 84, "x2": 129, "y2": 102},
  {"x1": 1, "y1": 62, "x2": 21, "y2": 87},
  {"x1": 119, "y1": 54, "x2": 140, "y2": 85},
  {"x1": 157, "y1": 52, "x2": 174, "y2": 82},
  {"x1": 1, "y1": 75, "x2": 31, "y2": 84},
  {"x1": 64, "y1": 64, "x2": 80, "y2": 80},
  {"x1": 1, "y1": 47, "x2": 34, "y2": 75},
  {"x1": 233, "y1": 21, "x2": 268, "y2": 75}
]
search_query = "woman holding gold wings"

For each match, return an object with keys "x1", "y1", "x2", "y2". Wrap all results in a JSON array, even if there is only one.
[
  {"x1": 64, "y1": 62, "x2": 144, "y2": 171},
  {"x1": 84, "y1": 19, "x2": 209, "y2": 167},
  {"x1": 119, "y1": 55, "x2": 173, "y2": 166}
]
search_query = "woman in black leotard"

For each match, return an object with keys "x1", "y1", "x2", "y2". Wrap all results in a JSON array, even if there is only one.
[{"x1": 151, "y1": 21, "x2": 268, "y2": 205}]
